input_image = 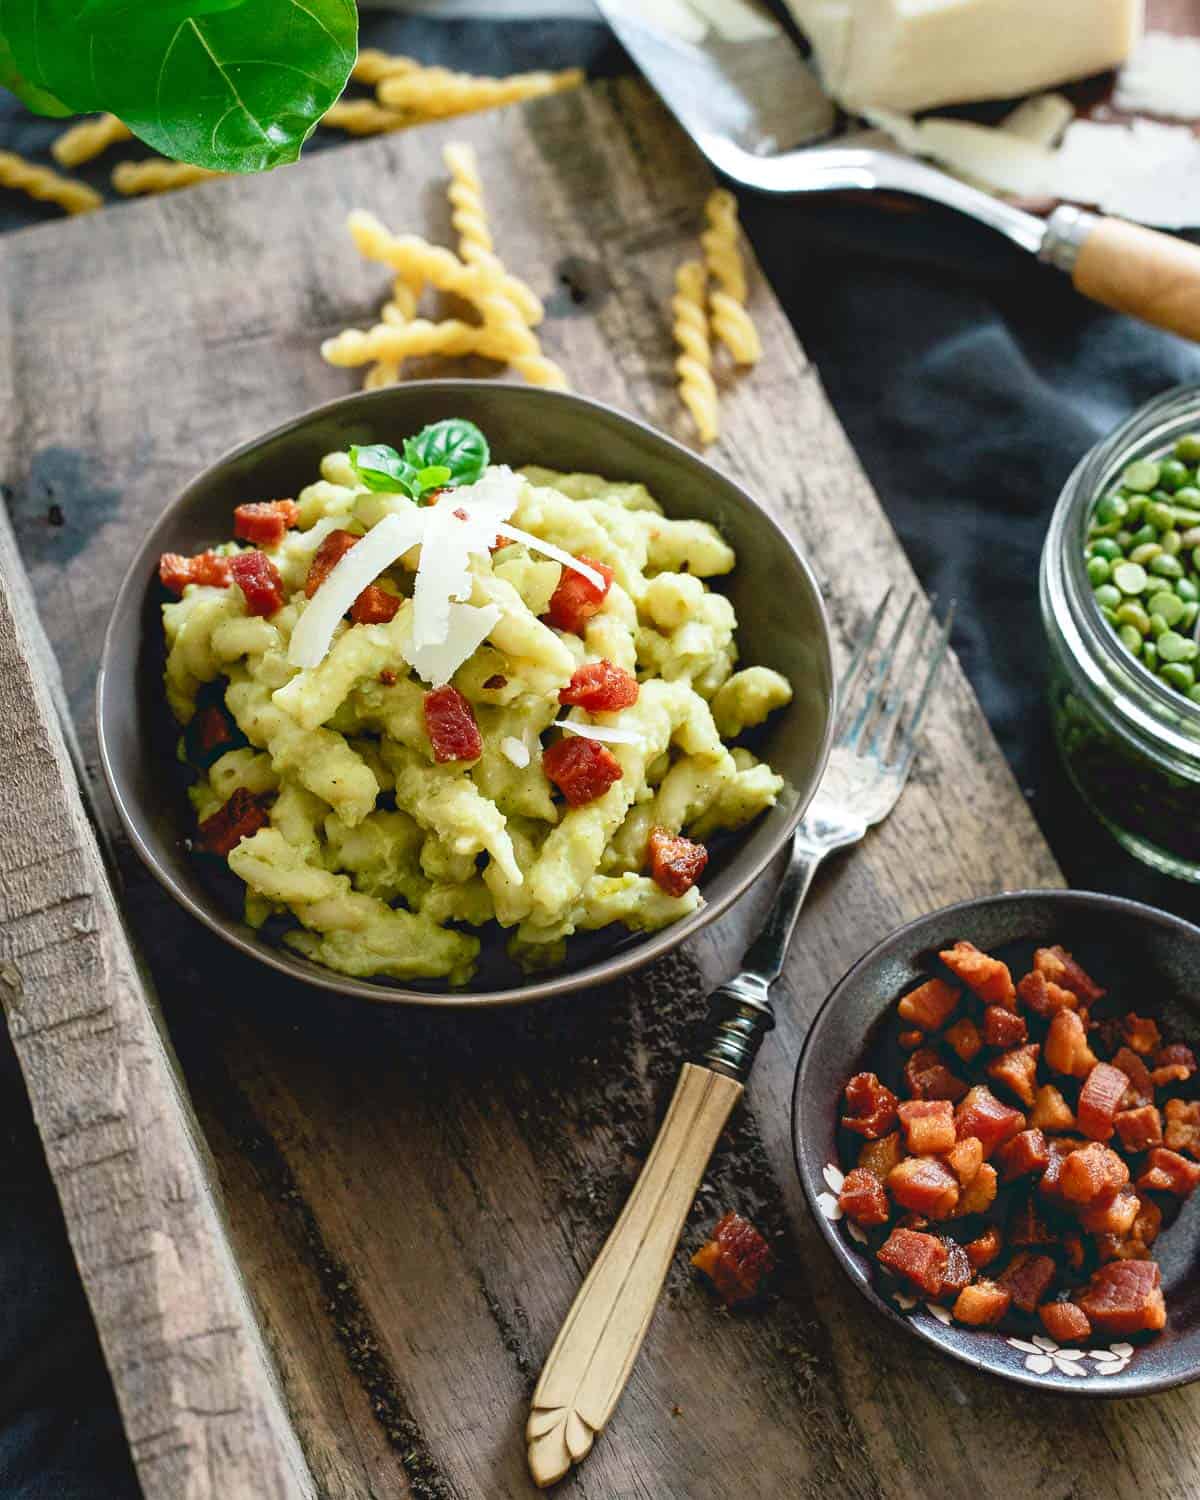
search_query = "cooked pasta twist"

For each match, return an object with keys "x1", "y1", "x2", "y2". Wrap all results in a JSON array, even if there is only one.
[
  {"x1": 112, "y1": 160, "x2": 222, "y2": 195},
  {"x1": 347, "y1": 213, "x2": 543, "y2": 326},
  {"x1": 671, "y1": 261, "x2": 718, "y2": 446},
  {"x1": 478, "y1": 293, "x2": 569, "y2": 389},
  {"x1": 321, "y1": 100, "x2": 410, "y2": 135},
  {"x1": 443, "y1": 141, "x2": 493, "y2": 262},
  {"x1": 377, "y1": 66, "x2": 583, "y2": 119},
  {"x1": 700, "y1": 189, "x2": 746, "y2": 303},
  {"x1": 51, "y1": 113, "x2": 132, "y2": 167},
  {"x1": 351, "y1": 48, "x2": 420, "y2": 85},
  {"x1": 0, "y1": 151, "x2": 101, "y2": 214}
]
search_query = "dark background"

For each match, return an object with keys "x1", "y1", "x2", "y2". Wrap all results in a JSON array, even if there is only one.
[{"x1": 3, "y1": 11, "x2": 1200, "y2": 1497}]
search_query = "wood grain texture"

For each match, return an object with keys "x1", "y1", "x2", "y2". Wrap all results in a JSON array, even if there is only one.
[
  {"x1": 0, "y1": 508, "x2": 315, "y2": 1500},
  {"x1": 1074, "y1": 216, "x2": 1200, "y2": 342},
  {"x1": 527, "y1": 1064, "x2": 743, "y2": 1486},
  {"x1": 2, "y1": 72, "x2": 1197, "y2": 1500}
]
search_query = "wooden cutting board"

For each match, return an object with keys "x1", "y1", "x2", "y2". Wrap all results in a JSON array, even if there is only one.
[{"x1": 1, "y1": 75, "x2": 1196, "y2": 1500}]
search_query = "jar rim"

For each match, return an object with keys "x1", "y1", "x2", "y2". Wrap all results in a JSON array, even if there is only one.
[{"x1": 1041, "y1": 383, "x2": 1200, "y2": 770}]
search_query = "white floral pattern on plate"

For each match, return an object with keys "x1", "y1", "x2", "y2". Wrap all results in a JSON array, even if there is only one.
[{"x1": 818, "y1": 1161, "x2": 1139, "y2": 1380}]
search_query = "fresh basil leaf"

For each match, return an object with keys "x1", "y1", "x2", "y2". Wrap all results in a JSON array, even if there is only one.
[
  {"x1": 415, "y1": 465, "x2": 452, "y2": 490},
  {"x1": 349, "y1": 443, "x2": 420, "y2": 496},
  {"x1": 403, "y1": 420, "x2": 490, "y2": 489},
  {"x1": 0, "y1": 0, "x2": 356, "y2": 172},
  {"x1": 0, "y1": 31, "x2": 70, "y2": 116}
]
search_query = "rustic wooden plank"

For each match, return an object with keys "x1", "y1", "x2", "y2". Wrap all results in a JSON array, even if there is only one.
[
  {"x1": 1, "y1": 71, "x2": 1197, "y2": 1500},
  {"x1": 0, "y1": 507, "x2": 316, "y2": 1499}
]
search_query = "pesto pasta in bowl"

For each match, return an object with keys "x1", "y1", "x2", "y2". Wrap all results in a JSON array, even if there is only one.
[{"x1": 98, "y1": 384, "x2": 833, "y2": 1005}]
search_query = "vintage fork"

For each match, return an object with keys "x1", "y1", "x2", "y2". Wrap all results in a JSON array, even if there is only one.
[{"x1": 526, "y1": 591, "x2": 954, "y2": 1488}]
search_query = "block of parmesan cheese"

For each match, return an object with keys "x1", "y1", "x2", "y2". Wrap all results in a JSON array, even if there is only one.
[{"x1": 784, "y1": 0, "x2": 1143, "y2": 114}]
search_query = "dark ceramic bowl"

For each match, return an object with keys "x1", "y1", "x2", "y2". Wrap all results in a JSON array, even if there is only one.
[
  {"x1": 793, "y1": 890, "x2": 1200, "y2": 1396},
  {"x1": 98, "y1": 382, "x2": 834, "y2": 1007}
]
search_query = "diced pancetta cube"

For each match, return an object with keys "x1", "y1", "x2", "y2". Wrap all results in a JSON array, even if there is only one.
[
  {"x1": 857, "y1": 1131, "x2": 904, "y2": 1180},
  {"x1": 1078, "y1": 1259, "x2": 1166, "y2": 1335},
  {"x1": 898, "y1": 978, "x2": 961, "y2": 1031},
  {"x1": 983, "y1": 1005, "x2": 1028, "y2": 1049},
  {"x1": 1039, "y1": 1137, "x2": 1089, "y2": 1203},
  {"x1": 897, "y1": 1099, "x2": 956, "y2": 1155},
  {"x1": 1033, "y1": 945, "x2": 1106, "y2": 1004},
  {"x1": 903, "y1": 1047, "x2": 968, "y2": 1102},
  {"x1": 1110, "y1": 1047, "x2": 1153, "y2": 1109},
  {"x1": 1044, "y1": 1009, "x2": 1098, "y2": 1079},
  {"x1": 842, "y1": 1073, "x2": 900, "y2": 1139},
  {"x1": 691, "y1": 1211, "x2": 774, "y2": 1305},
  {"x1": 953, "y1": 1279, "x2": 1011, "y2": 1326},
  {"x1": 305, "y1": 529, "x2": 359, "y2": 596},
  {"x1": 196, "y1": 787, "x2": 271, "y2": 857},
  {"x1": 230, "y1": 550, "x2": 285, "y2": 617},
  {"x1": 544, "y1": 555, "x2": 614, "y2": 633},
  {"x1": 965, "y1": 1225, "x2": 1003, "y2": 1270},
  {"x1": 944, "y1": 1135, "x2": 983, "y2": 1185},
  {"x1": 956, "y1": 1162, "x2": 999, "y2": 1216},
  {"x1": 1151, "y1": 1044, "x2": 1197, "y2": 1087},
  {"x1": 349, "y1": 584, "x2": 401, "y2": 624},
  {"x1": 1114, "y1": 1105, "x2": 1164, "y2": 1154},
  {"x1": 939, "y1": 940, "x2": 1016, "y2": 1007},
  {"x1": 944, "y1": 1017, "x2": 984, "y2": 1065},
  {"x1": 159, "y1": 549, "x2": 232, "y2": 593},
  {"x1": 838, "y1": 1167, "x2": 891, "y2": 1227},
  {"x1": 1038, "y1": 1301, "x2": 1092, "y2": 1344},
  {"x1": 543, "y1": 735, "x2": 622, "y2": 806},
  {"x1": 1029, "y1": 1083, "x2": 1076, "y2": 1134},
  {"x1": 1164, "y1": 1098, "x2": 1200, "y2": 1158},
  {"x1": 647, "y1": 828, "x2": 708, "y2": 898},
  {"x1": 1077, "y1": 1062, "x2": 1130, "y2": 1141},
  {"x1": 877, "y1": 1228, "x2": 948, "y2": 1296},
  {"x1": 955, "y1": 1085, "x2": 1025, "y2": 1156},
  {"x1": 1017, "y1": 968, "x2": 1077, "y2": 1018},
  {"x1": 559, "y1": 660, "x2": 640, "y2": 712},
  {"x1": 233, "y1": 498, "x2": 299, "y2": 546},
  {"x1": 1059, "y1": 1142, "x2": 1129, "y2": 1204},
  {"x1": 999, "y1": 1251, "x2": 1057, "y2": 1313},
  {"x1": 985, "y1": 1043, "x2": 1040, "y2": 1107},
  {"x1": 1121, "y1": 1013, "x2": 1162, "y2": 1056},
  {"x1": 995, "y1": 1128, "x2": 1050, "y2": 1183},
  {"x1": 1078, "y1": 1186, "x2": 1141, "y2": 1237},
  {"x1": 887, "y1": 1157, "x2": 960, "y2": 1219},
  {"x1": 1136, "y1": 1147, "x2": 1200, "y2": 1198},
  {"x1": 939, "y1": 1238, "x2": 973, "y2": 1297},
  {"x1": 424, "y1": 686, "x2": 483, "y2": 763},
  {"x1": 1097, "y1": 1195, "x2": 1162, "y2": 1263}
]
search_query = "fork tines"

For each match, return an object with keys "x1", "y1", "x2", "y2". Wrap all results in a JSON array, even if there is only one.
[{"x1": 836, "y1": 590, "x2": 955, "y2": 772}]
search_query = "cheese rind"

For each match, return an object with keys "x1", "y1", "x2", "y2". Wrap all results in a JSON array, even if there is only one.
[{"x1": 786, "y1": 0, "x2": 1143, "y2": 114}]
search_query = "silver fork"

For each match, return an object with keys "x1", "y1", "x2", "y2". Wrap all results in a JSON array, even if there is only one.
[{"x1": 526, "y1": 591, "x2": 953, "y2": 1488}]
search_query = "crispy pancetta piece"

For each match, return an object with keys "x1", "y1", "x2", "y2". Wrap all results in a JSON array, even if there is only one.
[
  {"x1": 999, "y1": 1252, "x2": 1057, "y2": 1314},
  {"x1": 955, "y1": 1085, "x2": 1025, "y2": 1156},
  {"x1": 842, "y1": 1073, "x2": 899, "y2": 1139},
  {"x1": 995, "y1": 1128, "x2": 1050, "y2": 1183},
  {"x1": 877, "y1": 1228, "x2": 948, "y2": 1296},
  {"x1": 691, "y1": 1212, "x2": 774, "y2": 1305},
  {"x1": 1077, "y1": 1062, "x2": 1131, "y2": 1142},
  {"x1": 1136, "y1": 1147, "x2": 1200, "y2": 1198},
  {"x1": 838, "y1": 1167, "x2": 891, "y2": 1227},
  {"x1": 897, "y1": 1099, "x2": 956, "y2": 1155},
  {"x1": 857, "y1": 1131, "x2": 905, "y2": 1181},
  {"x1": 953, "y1": 1279, "x2": 1011, "y2": 1326},
  {"x1": 1079, "y1": 1260, "x2": 1166, "y2": 1335},
  {"x1": 939, "y1": 940, "x2": 1016, "y2": 1008},
  {"x1": 903, "y1": 1047, "x2": 968, "y2": 1103},
  {"x1": 1164, "y1": 1099, "x2": 1200, "y2": 1158},
  {"x1": 1044, "y1": 1010, "x2": 1098, "y2": 1079},
  {"x1": 1059, "y1": 1142, "x2": 1129, "y2": 1204},
  {"x1": 985, "y1": 1044, "x2": 1040, "y2": 1108},
  {"x1": 887, "y1": 1157, "x2": 960, "y2": 1219},
  {"x1": 1033, "y1": 945, "x2": 1105, "y2": 1004},
  {"x1": 1028, "y1": 1083, "x2": 1076, "y2": 1134},
  {"x1": 1114, "y1": 1105, "x2": 1163, "y2": 1154},
  {"x1": 899, "y1": 978, "x2": 961, "y2": 1031},
  {"x1": 1038, "y1": 1301, "x2": 1092, "y2": 1343},
  {"x1": 944, "y1": 1016, "x2": 984, "y2": 1065}
]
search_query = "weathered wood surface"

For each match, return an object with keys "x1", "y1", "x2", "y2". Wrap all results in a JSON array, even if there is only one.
[
  {"x1": 0, "y1": 507, "x2": 315, "y2": 1500},
  {"x1": 2, "y1": 73, "x2": 1197, "y2": 1500}
]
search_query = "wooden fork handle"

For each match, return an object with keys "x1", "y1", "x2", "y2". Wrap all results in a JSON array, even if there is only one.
[
  {"x1": 1044, "y1": 207, "x2": 1200, "y2": 343},
  {"x1": 526, "y1": 1062, "x2": 743, "y2": 1488}
]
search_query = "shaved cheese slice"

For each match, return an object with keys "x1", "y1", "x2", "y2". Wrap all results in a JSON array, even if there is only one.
[
  {"x1": 688, "y1": 0, "x2": 779, "y2": 43},
  {"x1": 1116, "y1": 31, "x2": 1200, "y2": 121},
  {"x1": 553, "y1": 719, "x2": 644, "y2": 746},
  {"x1": 1000, "y1": 93, "x2": 1074, "y2": 149},
  {"x1": 494, "y1": 525, "x2": 606, "y2": 590},
  {"x1": 1054, "y1": 118, "x2": 1200, "y2": 229},
  {"x1": 288, "y1": 511, "x2": 423, "y2": 669},
  {"x1": 412, "y1": 501, "x2": 475, "y2": 652},
  {"x1": 403, "y1": 601, "x2": 501, "y2": 687},
  {"x1": 912, "y1": 118, "x2": 1059, "y2": 198},
  {"x1": 500, "y1": 736, "x2": 531, "y2": 768}
]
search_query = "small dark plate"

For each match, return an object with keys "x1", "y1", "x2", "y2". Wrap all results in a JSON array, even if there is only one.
[
  {"x1": 793, "y1": 890, "x2": 1200, "y2": 1396},
  {"x1": 97, "y1": 382, "x2": 834, "y2": 1007}
]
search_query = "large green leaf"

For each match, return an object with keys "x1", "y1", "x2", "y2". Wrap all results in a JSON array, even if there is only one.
[{"x1": 0, "y1": 0, "x2": 356, "y2": 172}]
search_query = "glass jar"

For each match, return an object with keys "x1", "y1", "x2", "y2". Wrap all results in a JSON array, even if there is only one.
[{"x1": 1041, "y1": 384, "x2": 1200, "y2": 881}]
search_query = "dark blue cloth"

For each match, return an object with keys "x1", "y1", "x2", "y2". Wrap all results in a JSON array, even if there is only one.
[{"x1": 4, "y1": 12, "x2": 1200, "y2": 1498}]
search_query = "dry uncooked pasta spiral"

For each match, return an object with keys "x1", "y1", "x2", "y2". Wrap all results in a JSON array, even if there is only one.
[
  {"x1": 351, "y1": 49, "x2": 420, "y2": 85},
  {"x1": 321, "y1": 100, "x2": 410, "y2": 136},
  {"x1": 377, "y1": 66, "x2": 583, "y2": 120},
  {"x1": 478, "y1": 293, "x2": 568, "y2": 389},
  {"x1": 701, "y1": 189, "x2": 761, "y2": 365},
  {"x1": 323, "y1": 319, "x2": 508, "y2": 368},
  {"x1": 112, "y1": 161, "x2": 222, "y2": 196},
  {"x1": 671, "y1": 261, "x2": 718, "y2": 446},
  {"x1": 364, "y1": 276, "x2": 422, "y2": 390},
  {"x1": 443, "y1": 142, "x2": 493, "y2": 263},
  {"x1": 51, "y1": 113, "x2": 132, "y2": 167},
  {"x1": 347, "y1": 213, "x2": 543, "y2": 326},
  {"x1": 0, "y1": 151, "x2": 101, "y2": 214}
]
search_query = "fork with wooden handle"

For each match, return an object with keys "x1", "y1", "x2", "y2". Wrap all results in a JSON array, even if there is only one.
[{"x1": 526, "y1": 591, "x2": 953, "y2": 1486}]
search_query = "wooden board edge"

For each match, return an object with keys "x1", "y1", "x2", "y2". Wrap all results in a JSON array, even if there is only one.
[{"x1": 0, "y1": 503, "x2": 316, "y2": 1500}]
